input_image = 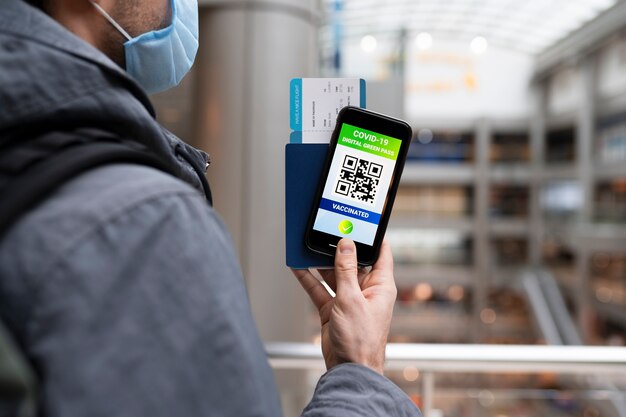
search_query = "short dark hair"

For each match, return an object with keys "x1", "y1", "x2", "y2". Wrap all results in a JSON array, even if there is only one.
[{"x1": 23, "y1": 0, "x2": 45, "y2": 9}]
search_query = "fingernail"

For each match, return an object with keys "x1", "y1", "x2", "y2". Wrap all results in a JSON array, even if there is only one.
[{"x1": 339, "y1": 239, "x2": 354, "y2": 254}]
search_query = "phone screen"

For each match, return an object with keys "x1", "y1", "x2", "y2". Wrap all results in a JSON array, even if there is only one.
[{"x1": 311, "y1": 122, "x2": 402, "y2": 245}]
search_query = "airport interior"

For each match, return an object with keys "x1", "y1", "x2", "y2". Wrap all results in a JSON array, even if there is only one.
[{"x1": 148, "y1": 0, "x2": 626, "y2": 416}]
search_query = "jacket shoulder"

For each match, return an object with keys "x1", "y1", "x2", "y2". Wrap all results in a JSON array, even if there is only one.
[{"x1": 0, "y1": 163, "x2": 205, "y2": 286}]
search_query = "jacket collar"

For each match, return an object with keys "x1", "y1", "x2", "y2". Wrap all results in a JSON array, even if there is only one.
[{"x1": 0, "y1": 0, "x2": 211, "y2": 201}]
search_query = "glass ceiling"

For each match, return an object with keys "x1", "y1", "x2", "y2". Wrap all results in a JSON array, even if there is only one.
[{"x1": 322, "y1": 0, "x2": 618, "y2": 55}]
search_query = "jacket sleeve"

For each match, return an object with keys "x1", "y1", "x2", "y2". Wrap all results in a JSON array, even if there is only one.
[{"x1": 302, "y1": 364, "x2": 423, "y2": 417}]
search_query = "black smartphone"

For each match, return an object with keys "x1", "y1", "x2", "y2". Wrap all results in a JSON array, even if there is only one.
[{"x1": 305, "y1": 106, "x2": 412, "y2": 265}]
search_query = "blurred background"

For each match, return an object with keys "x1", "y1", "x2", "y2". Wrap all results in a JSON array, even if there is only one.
[{"x1": 152, "y1": 0, "x2": 626, "y2": 415}]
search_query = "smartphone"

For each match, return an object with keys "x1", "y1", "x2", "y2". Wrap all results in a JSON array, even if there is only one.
[{"x1": 305, "y1": 106, "x2": 412, "y2": 265}]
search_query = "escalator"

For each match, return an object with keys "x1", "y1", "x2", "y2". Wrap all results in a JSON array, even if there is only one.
[{"x1": 522, "y1": 269, "x2": 626, "y2": 417}]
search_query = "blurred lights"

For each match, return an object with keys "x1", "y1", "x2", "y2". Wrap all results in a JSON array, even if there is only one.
[
  {"x1": 415, "y1": 32, "x2": 433, "y2": 50},
  {"x1": 596, "y1": 286, "x2": 613, "y2": 303},
  {"x1": 360, "y1": 35, "x2": 377, "y2": 53},
  {"x1": 323, "y1": 1, "x2": 617, "y2": 55},
  {"x1": 417, "y1": 128, "x2": 434, "y2": 144},
  {"x1": 480, "y1": 308, "x2": 497, "y2": 324},
  {"x1": 447, "y1": 285, "x2": 465, "y2": 302},
  {"x1": 414, "y1": 283, "x2": 433, "y2": 301},
  {"x1": 403, "y1": 366, "x2": 420, "y2": 382},
  {"x1": 470, "y1": 36, "x2": 488, "y2": 55}
]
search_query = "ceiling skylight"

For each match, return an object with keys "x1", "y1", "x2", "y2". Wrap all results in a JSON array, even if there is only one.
[{"x1": 322, "y1": 0, "x2": 618, "y2": 54}]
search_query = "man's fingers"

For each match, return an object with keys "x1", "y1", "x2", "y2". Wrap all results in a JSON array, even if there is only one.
[
  {"x1": 291, "y1": 268, "x2": 332, "y2": 310},
  {"x1": 334, "y1": 239, "x2": 361, "y2": 296},
  {"x1": 371, "y1": 239, "x2": 394, "y2": 275},
  {"x1": 357, "y1": 266, "x2": 370, "y2": 287},
  {"x1": 321, "y1": 266, "x2": 370, "y2": 292}
]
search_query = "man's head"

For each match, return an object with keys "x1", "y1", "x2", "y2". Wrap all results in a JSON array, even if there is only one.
[
  {"x1": 25, "y1": 0, "x2": 199, "y2": 94},
  {"x1": 28, "y1": 0, "x2": 171, "y2": 68}
]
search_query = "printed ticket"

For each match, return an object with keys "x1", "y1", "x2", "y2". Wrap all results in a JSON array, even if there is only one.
[{"x1": 290, "y1": 78, "x2": 366, "y2": 143}]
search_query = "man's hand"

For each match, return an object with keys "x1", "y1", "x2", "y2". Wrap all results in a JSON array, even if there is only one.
[{"x1": 291, "y1": 238, "x2": 397, "y2": 375}]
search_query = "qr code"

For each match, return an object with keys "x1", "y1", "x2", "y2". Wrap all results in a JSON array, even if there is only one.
[{"x1": 334, "y1": 155, "x2": 382, "y2": 205}]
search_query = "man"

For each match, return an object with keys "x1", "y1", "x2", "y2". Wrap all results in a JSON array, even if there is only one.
[{"x1": 0, "y1": 0, "x2": 421, "y2": 416}]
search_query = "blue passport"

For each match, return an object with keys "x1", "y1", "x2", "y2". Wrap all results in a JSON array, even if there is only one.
[{"x1": 285, "y1": 143, "x2": 334, "y2": 269}]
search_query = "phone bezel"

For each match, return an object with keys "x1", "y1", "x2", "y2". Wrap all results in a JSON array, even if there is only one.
[{"x1": 305, "y1": 106, "x2": 412, "y2": 265}]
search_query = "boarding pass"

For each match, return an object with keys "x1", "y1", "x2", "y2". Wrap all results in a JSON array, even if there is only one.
[{"x1": 290, "y1": 78, "x2": 366, "y2": 143}]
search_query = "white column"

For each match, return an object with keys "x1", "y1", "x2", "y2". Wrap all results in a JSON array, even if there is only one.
[
  {"x1": 194, "y1": 0, "x2": 320, "y2": 345},
  {"x1": 528, "y1": 82, "x2": 546, "y2": 266},
  {"x1": 575, "y1": 57, "x2": 597, "y2": 343},
  {"x1": 473, "y1": 119, "x2": 491, "y2": 342}
]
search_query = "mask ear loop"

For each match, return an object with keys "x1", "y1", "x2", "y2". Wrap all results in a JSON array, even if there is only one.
[{"x1": 88, "y1": 1, "x2": 133, "y2": 41}]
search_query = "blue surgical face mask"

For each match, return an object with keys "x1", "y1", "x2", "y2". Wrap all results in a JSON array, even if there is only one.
[{"x1": 90, "y1": 0, "x2": 199, "y2": 94}]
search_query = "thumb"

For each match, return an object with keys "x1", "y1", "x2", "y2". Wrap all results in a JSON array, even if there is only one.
[{"x1": 334, "y1": 239, "x2": 361, "y2": 296}]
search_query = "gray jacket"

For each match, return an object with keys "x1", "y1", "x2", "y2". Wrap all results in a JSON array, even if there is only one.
[{"x1": 0, "y1": 1, "x2": 421, "y2": 416}]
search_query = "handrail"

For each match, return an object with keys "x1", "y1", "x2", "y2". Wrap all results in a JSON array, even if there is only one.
[
  {"x1": 267, "y1": 343, "x2": 626, "y2": 417},
  {"x1": 266, "y1": 342, "x2": 626, "y2": 374}
]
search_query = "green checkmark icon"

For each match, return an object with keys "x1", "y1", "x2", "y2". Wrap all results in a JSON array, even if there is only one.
[{"x1": 338, "y1": 220, "x2": 353, "y2": 235}]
